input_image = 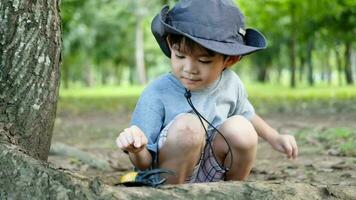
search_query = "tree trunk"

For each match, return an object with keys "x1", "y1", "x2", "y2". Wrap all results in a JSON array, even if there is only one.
[
  {"x1": 289, "y1": 36, "x2": 296, "y2": 88},
  {"x1": 83, "y1": 62, "x2": 94, "y2": 87},
  {"x1": 256, "y1": 67, "x2": 268, "y2": 83},
  {"x1": 289, "y1": 3, "x2": 297, "y2": 88},
  {"x1": 299, "y1": 56, "x2": 305, "y2": 83},
  {"x1": 276, "y1": 62, "x2": 282, "y2": 84},
  {"x1": 101, "y1": 69, "x2": 109, "y2": 85},
  {"x1": 344, "y1": 41, "x2": 354, "y2": 85},
  {"x1": 325, "y1": 50, "x2": 332, "y2": 85},
  {"x1": 335, "y1": 48, "x2": 343, "y2": 86},
  {"x1": 135, "y1": 1, "x2": 147, "y2": 85},
  {"x1": 306, "y1": 38, "x2": 314, "y2": 86},
  {"x1": 0, "y1": 143, "x2": 115, "y2": 199},
  {"x1": 62, "y1": 63, "x2": 70, "y2": 89},
  {"x1": 116, "y1": 66, "x2": 123, "y2": 85},
  {"x1": 0, "y1": 0, "x2": 61, "y2": 161}
]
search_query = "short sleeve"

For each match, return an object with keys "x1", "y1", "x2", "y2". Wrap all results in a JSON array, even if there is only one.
[
  {"x1": 232, "y1": 76, "x2": 255, "y2": 120},
  {"x1": 238, "y1": 98, "x2": 255, "y2": 120},
  {"x1": 130, "y1": 87, "x2": 165, "y2": 159}
]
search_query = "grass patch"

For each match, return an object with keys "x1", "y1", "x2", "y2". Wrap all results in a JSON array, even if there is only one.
[
  {"x1": 58, "y1": 85, "x2": 143, "y2": 113},
  {"x1": 60, "y1": 85, "x2": 144, "y2": 98},
  {"x1": 58, "y1": 84, "x2": 356, "y2": 114},
  {"x1": 246, "y1": 84, "x2": 356, "y2": 101},
  {"x1": 295, "y1": 127, "x2": 356, "y2": 157},
  {"x1": 246, "y1": 84, "x2": 356, "y2": 114},
  {"x1": 58, "y1": 96, "x2": 139, "y2": 114}
]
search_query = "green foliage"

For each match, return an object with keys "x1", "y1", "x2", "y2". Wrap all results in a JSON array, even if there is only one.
[
  {"x1": 61, "y1": 0, "x2": 355, "y2": 87},
  {"x1": 237, "y1": 0, "x2": 355, "y2": 85},
  {"x1": 340, "y1": 141, "x2": 356, "y2": 157},
  {"x1": 61, "y1": 0, "x2": 166, "y2": 86}
]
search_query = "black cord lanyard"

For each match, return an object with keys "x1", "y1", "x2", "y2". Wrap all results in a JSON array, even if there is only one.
[{"x1": 184, "y1": 89, "x2": 233, "y2": 172}]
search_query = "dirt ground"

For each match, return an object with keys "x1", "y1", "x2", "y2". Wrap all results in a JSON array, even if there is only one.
[{"x1": 49, "y1": 110, "x2": 356, "y2": 189}]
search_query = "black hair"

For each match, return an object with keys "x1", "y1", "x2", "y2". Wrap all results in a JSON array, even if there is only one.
[{"x1": 167, "y1": 34, "x2": 218, "y2": 57}]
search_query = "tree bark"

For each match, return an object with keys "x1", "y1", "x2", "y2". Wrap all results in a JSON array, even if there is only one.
[
  {"x1": 0, "y1": 143, "x2": 115, "y2": 200},
  {"x1": 0, "y1": 0, "x2": 61, "y2": 161},
  {"x1": 344, "y1": 41, "x2": 354, "y2": 85}
]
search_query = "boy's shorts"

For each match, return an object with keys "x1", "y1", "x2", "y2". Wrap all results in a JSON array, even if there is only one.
[{"x1": 157, "y1": 114, "x2": 227, "y2": 183}]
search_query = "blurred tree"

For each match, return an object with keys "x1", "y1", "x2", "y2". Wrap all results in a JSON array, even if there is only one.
[
  {"x1": 59, "y1": 0, "x2": 354, "y2": 87},
  {"x1": 314, "y1": 0, "x2": 355, "y2": 85},
  {"x1": 238, "y1": 0, "x2": 288, "y2": 84},
  {"x1": 61, "y1": 0, "x2": 170, "y2": 86},
  {"x1": 61, "y1": 0, "x2": 136, "y2": 86},
  {"x1": 61, "y1": 0, "x2": 84, "y2": 88},
  {"x1": 135, "y1": 0, "x2": 147, "y2": 85},
  {"x1": 338, "y1": 1, "x2": 355, "y2": 85},
  {"x1": 240, "y1": 0, "x2": 355, "y2": 87},
  {"x1": 296, "y1": 0, "x2": 320, "y2": 86},
  {"x1": 289, "y1": 1, "x2": 297, "y2": 88}
]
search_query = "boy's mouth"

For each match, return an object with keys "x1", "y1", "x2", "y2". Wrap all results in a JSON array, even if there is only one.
[{"x1": 181, "y1": 76, "x2": 201, "y2": 84}]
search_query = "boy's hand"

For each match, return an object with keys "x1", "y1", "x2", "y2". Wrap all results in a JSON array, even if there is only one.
[
  {"x1": 269, "y1": 134, "x2": 298, "y2": 159},
  {"x1": 116, "y1": 125, "x2": 148, "y2": 154}
]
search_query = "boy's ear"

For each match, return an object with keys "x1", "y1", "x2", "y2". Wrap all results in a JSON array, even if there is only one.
[{"x1": 223, "y1": 56, "x2": 242, "y2": 68}]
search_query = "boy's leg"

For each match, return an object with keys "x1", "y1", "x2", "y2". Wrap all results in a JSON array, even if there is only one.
[
  {"x1": 213, "y1": 115, "x2": 258, "y2": 181},
  {"x1": 158, "y1": 113, "x2": 206, "y2": 184}
]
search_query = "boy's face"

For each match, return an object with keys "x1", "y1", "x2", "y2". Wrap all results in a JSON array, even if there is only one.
[{"x1": 170, "y1": 45, "x2": 230, "y2": 91}]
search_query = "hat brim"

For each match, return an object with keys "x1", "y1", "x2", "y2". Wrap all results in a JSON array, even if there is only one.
[{"x1": 151, "y1": 6, "x2": 267, "y2": 58}]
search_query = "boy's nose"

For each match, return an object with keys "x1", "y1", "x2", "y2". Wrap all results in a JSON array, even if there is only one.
[{"x1": 183, "y1": 60, "x2": 198, "y2": 74}]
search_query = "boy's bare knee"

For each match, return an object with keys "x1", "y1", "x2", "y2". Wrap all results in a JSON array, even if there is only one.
[
  {"x1": 167, "y1": 113, "x2": 205, "y2": 148},
  {"x1": 220, "y1": 115, "x2": 258, "y2": 150}
]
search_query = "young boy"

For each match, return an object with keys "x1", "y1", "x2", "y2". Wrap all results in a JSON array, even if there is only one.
[{"x1": 116, "y1": 0, "x2": 298, "y2": 184}]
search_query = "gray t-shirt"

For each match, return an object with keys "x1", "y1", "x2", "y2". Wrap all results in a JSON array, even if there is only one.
[{"x1": 130, "y1": 69, "x2": 255, "y2": 158}]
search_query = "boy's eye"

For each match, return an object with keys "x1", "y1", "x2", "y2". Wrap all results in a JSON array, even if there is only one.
[
  {"x1": 199, "y1": 60, "x2": 212, "y2": 64},
  {"x1": 175, "y1": 54, "x2": 185, "y2": 59}
]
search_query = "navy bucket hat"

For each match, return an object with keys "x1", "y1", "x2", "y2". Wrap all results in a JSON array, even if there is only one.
[{"x1": 151, "y1": 0, "x2": 267, "y2": 58}]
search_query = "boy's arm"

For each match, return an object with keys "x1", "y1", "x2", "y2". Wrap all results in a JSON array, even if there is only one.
[
  {"x1": 250, "y1": 114, "x2": 298, "y2": 159},
  {"x1": 116, "y1": 125, "x2": 153, "y2": 170},
  {"x1": 124, "y1": 85, "x2": 165, "y2": 170},
  {"x1": 128, "y1": 148, "x2": 152, "y2": 170},
  {"x1": 250, "y1": 114, "x2": 278, "y2": 142}
]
